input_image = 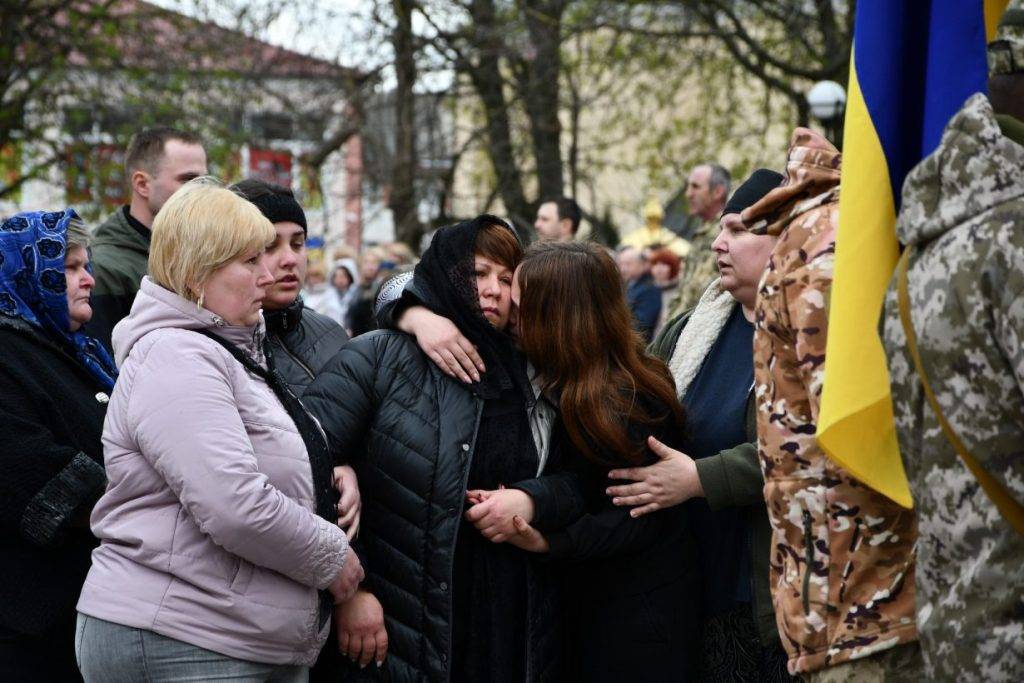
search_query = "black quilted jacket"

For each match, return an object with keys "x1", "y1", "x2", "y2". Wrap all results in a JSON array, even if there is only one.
[
  {"x1": 303, "y1": 330, "x2": 564, "y2": 683},
  {"x1": 264, "y1": 298, "x2": 349, "y2": 398}
]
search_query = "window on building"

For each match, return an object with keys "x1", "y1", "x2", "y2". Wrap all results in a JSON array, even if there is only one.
[{"x1": 250, "y1": 113, "x2": 294, "y2": 141}]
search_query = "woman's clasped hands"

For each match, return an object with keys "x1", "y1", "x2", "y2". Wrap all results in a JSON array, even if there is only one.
[{"x1": 464, "y1": 487, "x2": 549, "y2": 553}]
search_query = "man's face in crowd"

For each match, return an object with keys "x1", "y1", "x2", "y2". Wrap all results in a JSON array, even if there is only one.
[
  {"x1": 534, "y1": 201, "x2": 569, "y2": 241},
  {"x1": 359, "y1": 252, "x2": 381, "y2": 284},
  {"x1": 711, "y1": 212, "x2": 777, "y2": 306},
  {"x1": 616, "y1": 247, "x2": 647, "y2": 283},
  {"x1": 145, "y1": 140, "x2": 208, "y2": 218},
  {"x1": 685, "y1": 165, "x2": 719, "y2": 221},
  {"x1": 262, "y1": 221, "x2": 307, "y2": 311}
]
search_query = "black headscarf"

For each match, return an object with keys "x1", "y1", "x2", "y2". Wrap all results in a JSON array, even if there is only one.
[{"x1": 411, "y1": 214, "x2": 532, "y2": 402}]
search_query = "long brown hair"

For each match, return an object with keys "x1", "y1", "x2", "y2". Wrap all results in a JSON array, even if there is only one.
[{"x1": 516, "y1": 242, "x2": 685, "y2": 465}]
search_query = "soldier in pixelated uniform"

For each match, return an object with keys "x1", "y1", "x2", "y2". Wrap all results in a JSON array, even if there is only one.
[{"x1": 881, "y1": 4, "x2": 1024, "y2": 679}]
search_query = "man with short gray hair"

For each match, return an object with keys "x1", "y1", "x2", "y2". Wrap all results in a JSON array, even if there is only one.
[{"x1": 672, "y1": 162, "x2": 733, "y2": 315}]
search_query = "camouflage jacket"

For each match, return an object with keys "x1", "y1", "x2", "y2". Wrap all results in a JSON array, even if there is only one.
[
  {"x1": 748, "y1": 129, "x2": 918, "y2": 675},
  {"x1": 881, "y1": 94, "x2": 1024, "y2": 680},
  {"x1": 671, "y1": 219, "x2": 719, "y2": 316}
]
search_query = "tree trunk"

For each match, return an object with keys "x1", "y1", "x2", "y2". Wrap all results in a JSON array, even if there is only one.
[
  {"x1": 464, "y1": 0, "x2": 532, "y2": 230},
  {"x1": 520, "y1": 0, "x2": 565, "y2": 200},
  {"x1": 390, "y1": 0, "x2": 422, "y2": 248}
]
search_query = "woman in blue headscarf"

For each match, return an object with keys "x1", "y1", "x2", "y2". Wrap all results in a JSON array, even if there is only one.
[{"x1": 0, "y1": 210, "x2": 117, "y2": 681}]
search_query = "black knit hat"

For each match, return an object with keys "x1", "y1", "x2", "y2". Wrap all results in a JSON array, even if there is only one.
[
  {"x1": 230, "y1": 178, "x2": 307, "y2": 233},
  {"x1": 722, "y1": 168, "x2": 785, "y2": 218}
]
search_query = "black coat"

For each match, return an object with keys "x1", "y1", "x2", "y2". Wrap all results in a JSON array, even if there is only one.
[
  {"x1": 303, "y1": 331, "x2": 562, "y2": 683},
  {"x1": 264, "y1": 298, "x2": 349, "y2": 397},
  {"x1": 516, "y1": 404, "x2": 701, "y2": 682},
  {"x1": 0, "y1": 315, "x2": 108, "y2": 637}
]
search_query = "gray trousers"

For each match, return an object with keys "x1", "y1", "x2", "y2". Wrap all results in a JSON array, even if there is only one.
[{"x1": 75, "y1": 613, "x2": 308, "y2": 683}]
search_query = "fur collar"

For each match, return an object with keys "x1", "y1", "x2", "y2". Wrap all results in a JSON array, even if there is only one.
[{"x1": 667, "y1": 278, "x2": 737, "y2": 400}]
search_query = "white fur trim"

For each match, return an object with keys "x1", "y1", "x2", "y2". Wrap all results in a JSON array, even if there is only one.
[{"x1": 667, "y1": 279, "x2": 738, "y2": 400}]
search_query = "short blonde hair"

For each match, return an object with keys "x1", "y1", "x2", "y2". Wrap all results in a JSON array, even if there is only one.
[{"x1": 149, "y1": 177, "x2": 275, "y2": 302}]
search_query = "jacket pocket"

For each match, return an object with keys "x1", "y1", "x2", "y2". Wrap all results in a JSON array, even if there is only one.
[{"x1": 229, "y1": 558, "x2": 254, "y2": 594}]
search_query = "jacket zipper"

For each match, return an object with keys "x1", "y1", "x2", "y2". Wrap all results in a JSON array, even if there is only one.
[
  {"x1": 276, "y1": 337, "x2": 315, "y2": 379},
  {"x1": 444, "y1": 391, "x2": 484, "y2": 681},
  {"x1": 802, "y1": 509, "x2": 813, "y2": 615}
]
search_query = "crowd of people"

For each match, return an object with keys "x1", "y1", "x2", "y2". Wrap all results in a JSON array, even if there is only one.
[{"x1": 1, "y1": 8, "x2": 1022, "y2": 683}]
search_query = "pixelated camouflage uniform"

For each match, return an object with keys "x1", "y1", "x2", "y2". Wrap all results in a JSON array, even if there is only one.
[
  {"x1": 881, "y1": 93, "x2": 1024, "y2": 681},
  {"x1": 672, "y1": 219, "x2": 721, "y2": 316},
  {"x1": 747, "y1": 129, "x2": 919, "y2": 676}
]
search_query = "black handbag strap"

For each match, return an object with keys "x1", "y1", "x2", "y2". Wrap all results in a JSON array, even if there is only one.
[
  {"x1": 194, "y1": 329, "x2": 339, "y2": 627},
  {"x1": 193, "y1": 330, "x2": 337, "y2": 525}
]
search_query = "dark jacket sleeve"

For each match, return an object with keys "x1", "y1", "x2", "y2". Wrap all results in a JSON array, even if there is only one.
[
  {"x1": 0, "y1": 368, "x2": 105, "y2": 548},
  {"x1": 87, "y1": 258, "x2": 138, "y2": 354},
  {"x1": 648, "y1": 309, "x2": 691, "y2": 359},
  {"x1": 511, "y1": 473, "x2": 586, "y2": 532},
  {"x1": 631, "y1": 283, "x2": 663, "y2": 343},
  {"x1": 301, "y1": 334, "x2": 394, "y2": 591},
  {"x1": 694, "y1": 442, "x2": 763, "y2": 510},
  {"x1": 542, "y1": 414, "x2": 681, "y2": 561},
  {"x1": 302, "y1": 335, "x2": 384, "y2": 462},
  {"x1": 545, "y1": 489, "x2": 668, "y2": 561},
  {"x1": 86, "y1": 291, "x2": 132, "y2": 355}
]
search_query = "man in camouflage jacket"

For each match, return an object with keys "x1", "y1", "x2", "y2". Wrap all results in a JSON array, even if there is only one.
[
  {"x1": 880, "y1": 9, "x2": 1024, "y2": 678},
  {"x1": 747, "y1": 128, "x2": 920, "y2": 679}
]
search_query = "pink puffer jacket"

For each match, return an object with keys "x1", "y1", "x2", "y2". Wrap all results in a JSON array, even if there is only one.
[{"x1": 77, "y1": 277, "x2": 349, "y2": 666}]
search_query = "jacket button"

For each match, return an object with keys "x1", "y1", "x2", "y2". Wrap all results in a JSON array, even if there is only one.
[
  {"x1": 440, "y1": 582, "x2": 448, "y2": 591},
  {"x1": 448, "y1": 508, "x2": 457, "y2": 517},
  {"x1": 460, "y1": 443, "x2": 470, "y2": 452},
  {"x1": 441, "y1": 654, "x2": 448, "y2": 664}
]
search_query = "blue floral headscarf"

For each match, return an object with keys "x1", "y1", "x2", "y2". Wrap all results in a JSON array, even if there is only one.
[{"x1": 0, "y1": 209, "x2": 118, "y2": 390}]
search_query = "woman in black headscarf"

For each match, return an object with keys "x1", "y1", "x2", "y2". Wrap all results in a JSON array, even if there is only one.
[
  {"x1": 303, "y1": 215, "x2": 568, "y2": 683},
  {"x1": 0, "y1": 210, "x2": 118, "y2": 681}
]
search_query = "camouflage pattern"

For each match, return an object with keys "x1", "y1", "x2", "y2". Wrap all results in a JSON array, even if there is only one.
[
  {"x1": 749, "y1": 128, "x2": 919, "y2": 676},
  {"x1": 881, "y1": 93, "x2": 1024, "y2": 680},
  {"x1": 988, "y1": 5, "x2": 1024, "y2": 76},
  {"x1": 802, "y1": 642, "x2": 924, "y2": 683},
  {"x1": 671, "y1": 220, "x2": 720, "y2": 315}
]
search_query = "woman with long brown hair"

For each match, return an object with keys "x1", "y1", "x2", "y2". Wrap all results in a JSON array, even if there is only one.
[{"x1": 468, "y1": 241, "x2": 700, "y2": 681}]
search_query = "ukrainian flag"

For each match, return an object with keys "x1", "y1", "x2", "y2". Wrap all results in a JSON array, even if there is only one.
[{"x1": 817, "y1": 1, "x2": 1009, "y2": 508}]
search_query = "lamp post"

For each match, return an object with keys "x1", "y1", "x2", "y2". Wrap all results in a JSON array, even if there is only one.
[{"x1": 807, "y1": 80, "x2": 847, "y2": 148}]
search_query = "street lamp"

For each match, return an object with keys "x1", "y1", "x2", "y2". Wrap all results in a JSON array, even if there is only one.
[{"x1": 807, "y1": 80, "x2": 847, "y2": 148}]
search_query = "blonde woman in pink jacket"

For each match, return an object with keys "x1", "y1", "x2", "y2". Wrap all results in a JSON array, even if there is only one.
[{"x1": 75, "y1": 179, "x2": 362, "y2": 682}]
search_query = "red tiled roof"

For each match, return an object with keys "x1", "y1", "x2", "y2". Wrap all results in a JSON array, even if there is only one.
[{"x1": 69, "y1": 0, "x2": 358, "y2": 80}]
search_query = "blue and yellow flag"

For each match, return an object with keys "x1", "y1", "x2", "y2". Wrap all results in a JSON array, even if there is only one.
[{"x1": 817, "y1": 1, "x2": 1009, "y2": 508}]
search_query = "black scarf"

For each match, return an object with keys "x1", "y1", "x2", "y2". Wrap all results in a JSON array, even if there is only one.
[{"x1": 412, "y1": 215, "x2": 533, "y2": 403}]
